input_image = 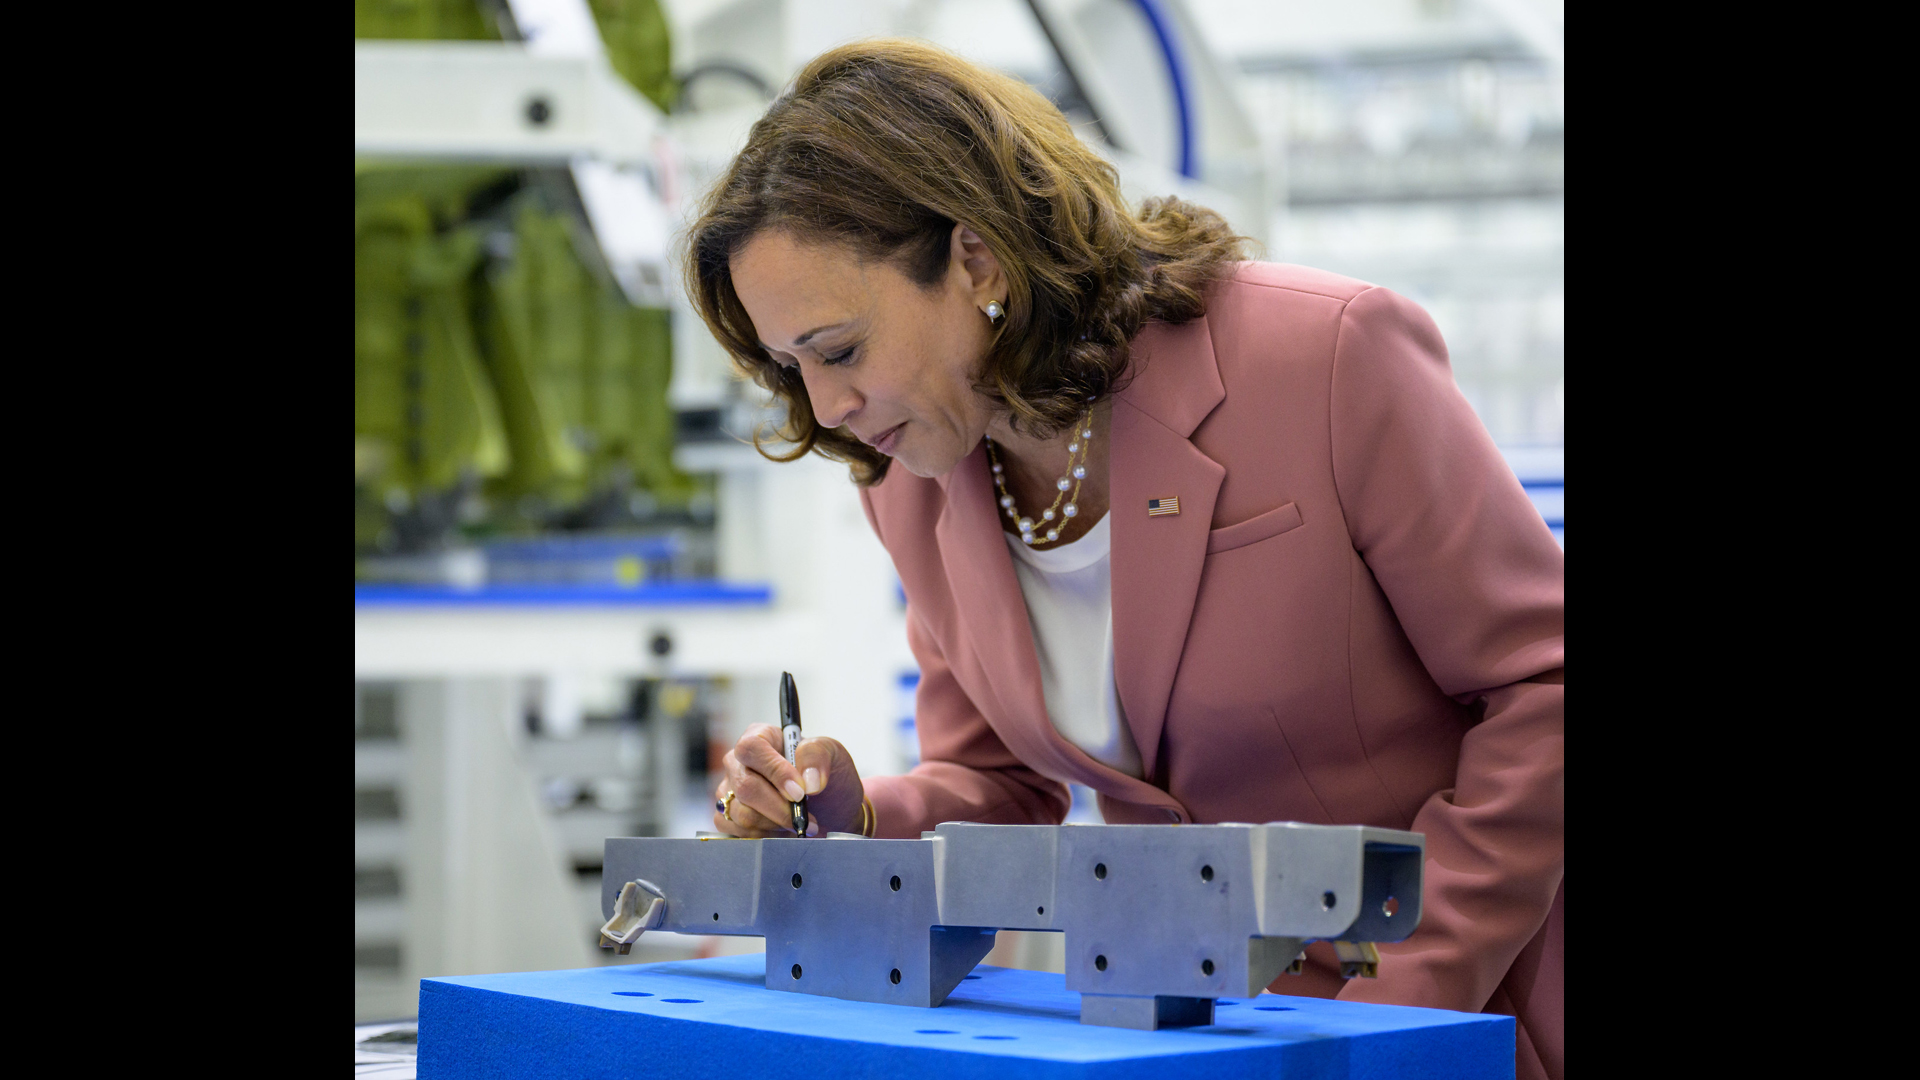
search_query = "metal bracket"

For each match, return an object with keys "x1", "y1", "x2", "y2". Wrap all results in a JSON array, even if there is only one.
[
  {"x1": 602, "y1": 821, "x2": 1422, "y2": 1027},
  {"x1": 597, "y1": 878, "x2": 667, "y2": 954}
]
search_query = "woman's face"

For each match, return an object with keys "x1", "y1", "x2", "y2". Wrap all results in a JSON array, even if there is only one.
[{"x1": 730, "y1": 226, "x2": 1003, "y2": 479}]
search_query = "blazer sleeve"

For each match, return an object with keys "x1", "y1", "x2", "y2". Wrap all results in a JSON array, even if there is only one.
[
  {"x1": 1326, "y1": 286, "x2": 1565, "y2": 1014},
  {"x1": 857, "y1": 489, "x2": 1072, "y2": 838}
]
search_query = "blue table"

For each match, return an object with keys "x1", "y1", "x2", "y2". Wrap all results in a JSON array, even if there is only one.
[{"x1": 419, "y1": 954, "x2": 1512, "y2": 1079}]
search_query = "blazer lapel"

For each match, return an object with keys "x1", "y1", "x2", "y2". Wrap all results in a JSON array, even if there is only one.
[
  {"x1": 1110, "y1": 318, "x2": 1227, "y2": 783},
  {"x1": 931, "y1": 311, "x2": 1228, "y2": 812},
  {"x1": 935, "y1": 443, "x2": 1196, "y2": 813},
  {"x1": 936, "y1": 444, "x2": 1048, "y2": 734}
]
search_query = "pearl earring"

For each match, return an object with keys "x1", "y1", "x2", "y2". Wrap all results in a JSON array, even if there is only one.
[{"x1": 985, "y1": 300, "x2": 1004, "y2": 322}]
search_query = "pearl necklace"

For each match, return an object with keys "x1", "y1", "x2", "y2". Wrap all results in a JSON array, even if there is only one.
[{"x1": 985, "y1": 410, "x2": 1094, "y2": 546}]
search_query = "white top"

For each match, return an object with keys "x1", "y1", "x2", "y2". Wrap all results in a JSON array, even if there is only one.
[{"x1": 1003, "y1": 513, "x2": 1145, "y2": 779}]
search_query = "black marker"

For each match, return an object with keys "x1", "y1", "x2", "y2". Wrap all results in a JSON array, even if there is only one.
[{"x1": 780, "y1": 671, "x2": 807, "y2": 835}]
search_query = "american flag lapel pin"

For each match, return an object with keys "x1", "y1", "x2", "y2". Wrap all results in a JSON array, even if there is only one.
[{"x1": 1147, "y1": 496, "x2": 1180, "y2": 517}]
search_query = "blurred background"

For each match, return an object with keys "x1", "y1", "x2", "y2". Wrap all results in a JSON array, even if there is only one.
[{"x1": 353, "y1": 0, "x2": 1564, "y2": 1022}]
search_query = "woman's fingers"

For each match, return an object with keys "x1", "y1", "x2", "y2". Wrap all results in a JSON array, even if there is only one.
[
  {"x1": 792, "y1": 737, "x2": 845, "y2": 794},
  {"x1": 711, "y1": 724, "x2": 812, "y2": 835},
  {"x1": 793, "y1": 736, "x2": 864, "y2": 834},
  {"x1": 724, "y1": 747, "x2": 797, "y2": 833},
  {"x1": 711, "y1": 776, "x2": 762, "y2": 837},
  {"x1": 736, "y1": 724, "x2": 807, "y2": 802},
  {"x1": 711, "y1": 727, "x2": 864, "y2": 837}
]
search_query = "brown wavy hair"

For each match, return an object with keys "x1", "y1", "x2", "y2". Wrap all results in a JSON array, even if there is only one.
[{"x1": 684, "y1": 38, "x2": 1248, "y2": 485}]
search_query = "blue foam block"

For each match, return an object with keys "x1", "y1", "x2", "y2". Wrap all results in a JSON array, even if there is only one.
[{"x1": 419, "y1": 954, "x2": 1512, "y2": 1079}]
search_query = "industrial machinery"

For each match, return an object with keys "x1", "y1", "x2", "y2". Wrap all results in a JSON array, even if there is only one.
[{"x1": 598, "y1": 820, "x2": 1423, "y2": 1030}]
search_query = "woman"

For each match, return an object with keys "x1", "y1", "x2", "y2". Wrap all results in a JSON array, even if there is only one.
[{"x1": 687, "y1": 40, "x2": 1562, "y2": 1080}]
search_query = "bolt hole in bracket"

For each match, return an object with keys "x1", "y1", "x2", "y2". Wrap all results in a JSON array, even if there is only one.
[{"x1": 598, "y1": 821, "x2": 1422, "y2": 1028}]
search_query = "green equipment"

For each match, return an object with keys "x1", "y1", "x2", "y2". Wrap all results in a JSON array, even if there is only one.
[{"x1": 354, "y1": 0, "x2": 689, "y2": 560}]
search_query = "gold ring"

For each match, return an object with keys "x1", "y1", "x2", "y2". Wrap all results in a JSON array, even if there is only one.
[{"x1": 720, "y1": 790, "x2": 737, "y2": 822}]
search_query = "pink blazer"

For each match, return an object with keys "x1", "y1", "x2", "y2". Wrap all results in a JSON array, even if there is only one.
[{"x1": 859, "y1": 262, "x2": 1564, "y2": 1079}]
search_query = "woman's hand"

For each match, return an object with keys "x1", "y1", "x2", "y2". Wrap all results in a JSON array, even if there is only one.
[{"x1": 712, "y1": 724, "x2": 867, "y2": 837}]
